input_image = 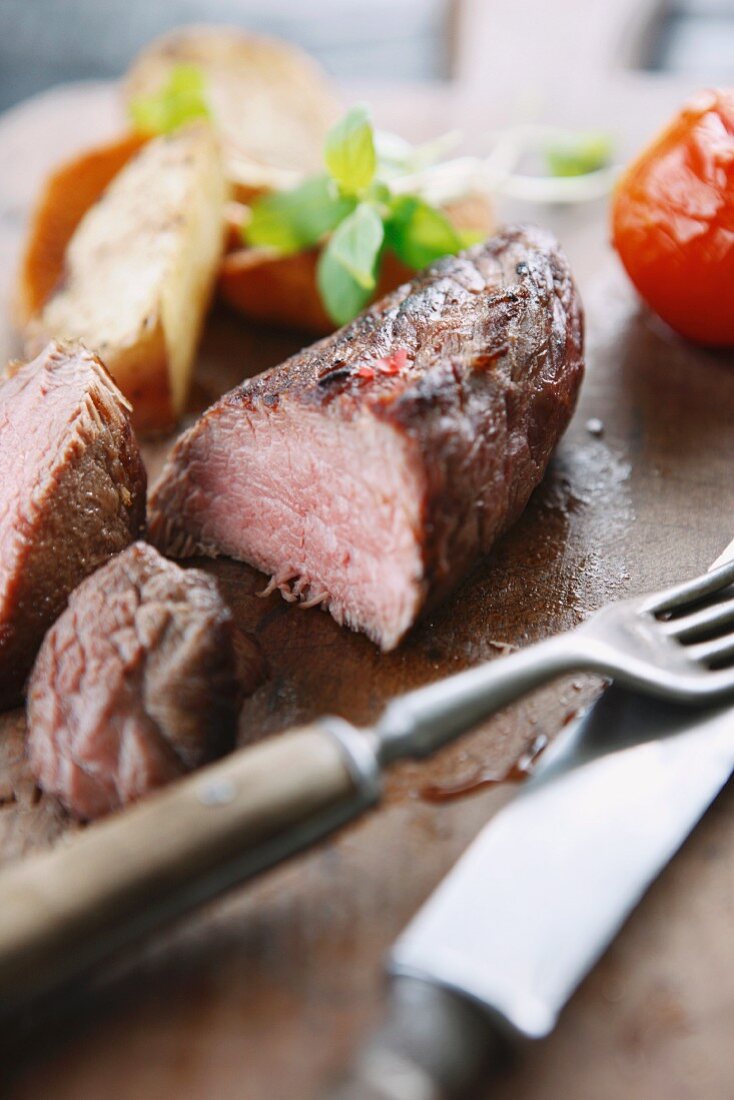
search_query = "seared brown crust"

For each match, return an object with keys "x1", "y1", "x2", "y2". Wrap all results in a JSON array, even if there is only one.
[
  {"x1": 27, "y1": 542, "x2": 248, "y2": 820},
  {"x1": 149, "y1": 225, "x2": 583, "y2": 644},
  {"x1": 0, "y1": 342, "x2": 147, "y2": 707}
]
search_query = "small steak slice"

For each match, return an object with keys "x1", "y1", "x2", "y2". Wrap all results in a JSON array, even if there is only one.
[
  {"x1": 0, "y1": 341, "x2": 146, "y2": 707},
  {"x1": 27, "y1": 542, "x2": 257, "y2": 820},
  {"x1": 149, "y1": 225, "x2": 584, "y2": 650}
]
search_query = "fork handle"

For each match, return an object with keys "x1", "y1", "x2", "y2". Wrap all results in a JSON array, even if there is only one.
[
  {"x1": 378, "y1": 633, "x2": 585, "y2": 762},
  {"x1": 0, "y1": 721, "x2": 377, "y2": 1016}
]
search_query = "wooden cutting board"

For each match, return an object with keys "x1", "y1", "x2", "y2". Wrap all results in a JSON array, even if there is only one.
[{"x1": 1, "y1": 67, "x2": 734, "y2": 1100}]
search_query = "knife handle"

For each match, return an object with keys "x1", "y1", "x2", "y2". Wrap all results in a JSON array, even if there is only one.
[
  {"x1": 327, "y1": 976, "x2": 504, "y2": 1100},
  {"x1": 0, "y1": 720, "x2": 378, "y2": 1016}
]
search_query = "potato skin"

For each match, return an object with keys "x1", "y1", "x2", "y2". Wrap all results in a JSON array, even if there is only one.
[
  {"x1": 24, "y1": 125, "x2": 228, "y2": 433},
  {"x1": 219, "y1": 192, "x2": 496, "y2": 336},
  {"x1": 15, "y1": 132, "x2": 146, "y2": 330},
  {"x1": 123, "y1": 24, "x2": 340, "y2": 203},
  {"x1": 218, "y1": 247, "x2": 413, "y2": 336}
]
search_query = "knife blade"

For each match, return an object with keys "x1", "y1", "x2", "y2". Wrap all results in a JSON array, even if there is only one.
[
  {"x1": 391, "y1": 688, "x2": 734, "y2": 1040},
  {"x1": 328, "y1": 542, "x2": 734, "y2": 1099}
]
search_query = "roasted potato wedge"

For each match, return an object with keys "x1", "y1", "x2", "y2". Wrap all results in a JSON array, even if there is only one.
[
  {"x1": 219, "y1": 192, "x2": 496, "y2": 335},
  {"x1": 218, "y1": 246, "x2": 412, "y2": 335},
  {"x1": 124, "y1": 25, "x2": 340, "y2": 203},
  {"x1": 15, "y1": 133, "x2": 146, "y2": 329},
  {"x1": 24, "y1": 125, "x2": 227, "y2": 433}
]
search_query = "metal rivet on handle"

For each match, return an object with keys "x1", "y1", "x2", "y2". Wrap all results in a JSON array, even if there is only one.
[{"x1": 197, "y1": 778, "x2": 237, "y2": 806}]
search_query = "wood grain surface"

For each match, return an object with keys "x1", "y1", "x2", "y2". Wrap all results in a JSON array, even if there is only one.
[{"x1": 1, "y1": 13, "x2": 734, "y2": 1097}]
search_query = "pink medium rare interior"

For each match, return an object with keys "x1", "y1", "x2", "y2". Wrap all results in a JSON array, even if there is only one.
[
  {"x1": 0, "y1": 354, "x2": 93, "y2": 618},
  {"x1": 186, "y1": 402, "x2": 426, "y2": 648}
]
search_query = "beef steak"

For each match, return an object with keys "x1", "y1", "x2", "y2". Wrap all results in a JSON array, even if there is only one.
[
  {"x1": 149, "y1": 225, "x2": 584, "y2": 650},
  {"x1": 0, "y1": 341, "x2": 146, "y2": 706},
  {"x1": 27, "y1": 541, "x2": 259, "y2": 820}
]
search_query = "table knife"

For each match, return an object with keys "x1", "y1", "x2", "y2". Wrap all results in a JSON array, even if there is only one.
[{"x1": 327, "y1": 543, "x2": 734, "y2": 1099}]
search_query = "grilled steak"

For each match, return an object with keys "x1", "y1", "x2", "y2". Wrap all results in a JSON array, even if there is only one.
[
  {"x1": 149, "y1": 225, "x2": 584, "y2": 650},
  {"x1": 27, "y1": 542, "x2": 261, "y2": 820},
  {"x1": 0, "y1": 342, "x2": 146, "y2": 707}
]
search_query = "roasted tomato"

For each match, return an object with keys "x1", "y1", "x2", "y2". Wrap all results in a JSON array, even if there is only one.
[{"x1": 611, "y1": 89, "x2": 734, "y2": 347}]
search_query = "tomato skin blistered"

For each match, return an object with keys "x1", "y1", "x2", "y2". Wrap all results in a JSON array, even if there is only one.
[{"x1": 611, "y1": 89, "x2": 734, "y2": 348}]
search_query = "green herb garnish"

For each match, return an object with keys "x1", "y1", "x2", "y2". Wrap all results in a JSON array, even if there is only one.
[
  {"x1": 318, "y1": 203, "x2": 384, "y2": 325},
  {"x1": 246, "y1": 105, "x2": 473, "y2": 325},
  {"x1": 247, "y1": 177, "x2": 356, "y2": 255},
  {"x1": 324, "y1": 105, "x2": 377, "y2": 195},
  {"x1": 545, "y1": 132, "x2": 613, "y2": 178},
  {"x1": 129, "y1": 64, "x2": 211, "y2": 135},
  {"x1": 384, "y1": 195, "x2": 463, "y2": 271}
]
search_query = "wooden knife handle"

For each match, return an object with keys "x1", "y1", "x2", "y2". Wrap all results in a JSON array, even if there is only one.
[{"x1": 0, "y1": 720, "x2": 376, "y2": 1014}]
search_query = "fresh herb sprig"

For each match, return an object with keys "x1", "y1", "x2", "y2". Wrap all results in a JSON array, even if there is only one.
[
  {"x1": 246, "y1": 106, "x2": 474, "y2": 326},
  {"x1": 544, "y1": 132, "x2": 613, "y2": 178},
  {"x1": 128, "y1": 70, "x2": 615, "y2": 324},
  {"x1": 129, "y1": 64, "x2": 212, "y2": 135}
]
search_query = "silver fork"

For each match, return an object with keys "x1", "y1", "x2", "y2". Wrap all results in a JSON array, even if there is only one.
[
  {"x1": 4, "y1": 556, "x2": 734, "y2": 1015},
  {"x1": 376, "y1": 555, "x2": 734, "y2": 763}
]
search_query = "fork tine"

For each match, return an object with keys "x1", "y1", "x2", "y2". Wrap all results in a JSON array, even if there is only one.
[
  {"x1": 687, "y1": 632, "x2": 734, "y2": 665},
  {"x1": 661, "y1": 594, "x2": 734, "y2": 640},
  {"x1": 644, "y1": 556, "x2": 734, "y2": 615}
]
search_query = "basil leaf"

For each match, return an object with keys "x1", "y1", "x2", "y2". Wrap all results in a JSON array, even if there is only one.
[
  {"x1": 317, "y1": 203, "x2": 384, "y2": 325},
  {"x1": 384, "y1": 195, "x2": 463, "y2": 270},
  {"x1": 325, "y1": 203, "x2": 384, "y2": 289},
  {"x1": 246, "y1": 177, "x2": 355, "y2": 255},
  {"x1": 317, "y1": 255, "x2": 372, "y2": 328},
  {"x1": 324, "y1": 106, "x2": 376, "y2": 195},
  {"x1": 545, "y1": 132, "x2": 612, "y2": 177},
  {"x1": 129, "y1": 64, "x2": 211, "y2": 135},
  {"x1": 366, "y1": 179, "x2": 392, "y2": 207}
]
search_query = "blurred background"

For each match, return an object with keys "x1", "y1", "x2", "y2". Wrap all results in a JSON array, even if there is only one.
[
  {"x1": 1, "y1": 0, "x2": 730, "y2": 299},
  {"x1": 1, "y1": 0, "x2": 732, "y2": 115}
]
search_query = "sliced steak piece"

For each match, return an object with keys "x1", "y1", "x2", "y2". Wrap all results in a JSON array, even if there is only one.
[
  {"x1": 149, "y1": 225, "x2": 584, "y2": 650},
  {"x1": 27, "y1": 542, "x2": 259, "y2": 820},
  {"x1": 0, "y1": 341, "x2": 146, "y2": 708}
]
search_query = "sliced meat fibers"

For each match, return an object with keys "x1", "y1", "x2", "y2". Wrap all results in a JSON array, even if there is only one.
[
  {"x1": 27, "y1": 542, "x2": 255, "y2": 820},
  {"x1": 149, "y1": 225, "x2": 584, "y2": 650},
  {"x1": 0, "y1": 341, "x2": 146, "y2": 707}
]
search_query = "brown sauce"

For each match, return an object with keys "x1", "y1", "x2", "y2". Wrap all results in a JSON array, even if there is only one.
[{"x1": 420, "y1": 732, "x2": 550, "y2": 803}]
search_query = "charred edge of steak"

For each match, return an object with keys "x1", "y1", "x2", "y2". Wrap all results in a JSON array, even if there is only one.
[
  {"x1": 148, "y1": 225, "x2": 584, "y2": 649},
  {"x1": 0, "y1": 341, "x2": 146, "y2": 708},
  {"x1": 26, "y1": 542, "x2": 259, "y2": 820}
]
